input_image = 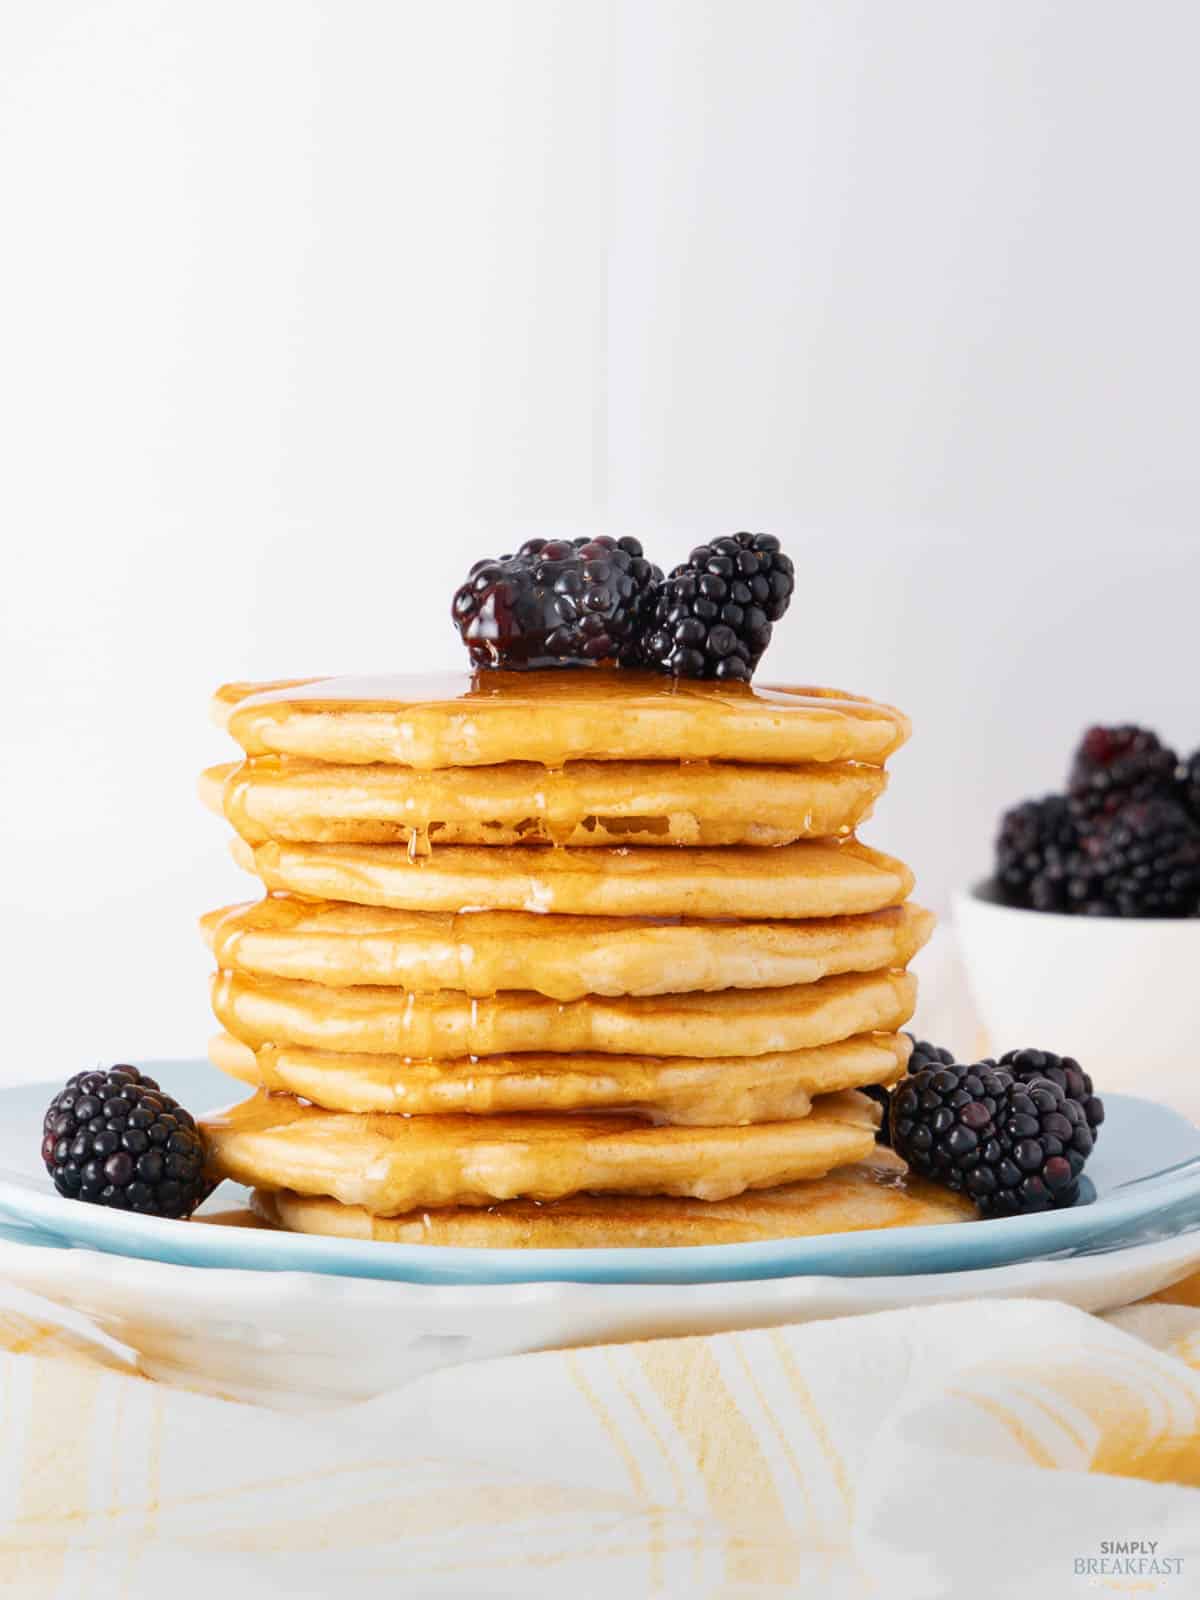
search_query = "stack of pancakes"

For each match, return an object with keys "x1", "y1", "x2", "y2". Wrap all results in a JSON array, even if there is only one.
[{"x1": 199, "y1": 672, "x2": 972, "y2": 1246}]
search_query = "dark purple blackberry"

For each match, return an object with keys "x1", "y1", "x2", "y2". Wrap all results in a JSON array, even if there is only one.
[
  {"x1": 994, "y1": 795, "x2": 1079, "y2": 911},
  {"x1": 640, "y1": 532, "x2": 794, "y2": 682},
  {"x1": 860, "y1": 1083, "x2": 893, "y2": 1145},
  {"x1": 996, "y1": 1048, "x2": 1105, "y2": 1142},
  {"x1": 890, "y1": 1062, "x2": 1093, "y2": 1218},
  {"x1": 452, "y1": 537, "x2": 662, "y2": 669},
  {"x1": 906, "y1": 1036, "x2": 956, "y2": 1073},
  {"x1": 1177, "y1": 750, "x2": 1200, "y2": 826},
  {"x1": 865, "y1": 1036, "x2": 958, "y2": 1143},
  {"x1": 42, "y1": 1065, "x2": 209, "y2": 1218},
  {"x1": 1065, "y1": 798, "x2": 1200, "y2": 917},
  {"x1": 1068, "y1": 725, "x2": 1177, "y2": 820},
  {"x1": 978, "y1": 1076, "x2": 1093, "y2": 1218},
  {"x1": 898, "y1": 1037, "x2": 1104, "y2": 1142},
  {"x1": 890, "y1": 1060, "x2": 1011, "y2": 1195}
]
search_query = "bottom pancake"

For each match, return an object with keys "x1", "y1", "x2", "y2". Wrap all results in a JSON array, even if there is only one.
[
  {"x1": 250, "y1": 1148, "x2": 975, "y2": 1247},
  {"x1": 201, "y1": 1090, "x2": 881, "y2": 1209},
  {"x1": 208, "y1": 1029, "x2": 910, "y2": 1124}
]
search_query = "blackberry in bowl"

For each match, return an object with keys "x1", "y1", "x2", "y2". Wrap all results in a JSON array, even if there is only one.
[
  {"x1": 1066, "y1": 798, "x2": 1200, "y2": 918},
  {"x1": 1068, "y1": 724, "x2": 1178, "y2": 821},
  {"x1": 958, "y1": 717, "x2": 1200, "y2": 1100},
  {"x1": 994, "y1": 795, "x2": 1079, "y2": 911},
  {"x1": 1178, "y1": 749, "x2": 1200, "y2": 824}
]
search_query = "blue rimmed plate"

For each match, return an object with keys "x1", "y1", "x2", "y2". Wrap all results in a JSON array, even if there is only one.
[{"x1": 0, "y1": 1061, "x2": 1198, "y2": 1285}]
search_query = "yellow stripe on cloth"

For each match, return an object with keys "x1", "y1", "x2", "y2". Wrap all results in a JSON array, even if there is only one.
[
  {"x1": 633, "y1": 1337, "x2": 805, "y2": 1589},
  {"x1": 2, "y1": 1360, "x2": 103, "y2": 1599}
]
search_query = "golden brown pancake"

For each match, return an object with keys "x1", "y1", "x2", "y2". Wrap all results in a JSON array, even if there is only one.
[
  {"x1": 211, "y1": 967, "x2": 918, "y2": 1060},
  {"x1": 200, "y1": 897, "x2": 934, "y2": 997},
  {"x1": 208, "y1": 1029, "x2": 910, "y2": 1122},
  {"x1": 250, "y1": 1149, "x2": 975, "y2": 1247},
  {"x1": 214, "y1": 671, "x2": 910, "y2": 769},
  {"x1": 229, "y1": 835, "x2": 915, "y2": 920},
  {"x1": 201, "y1": 1089, "x2": 881, "y2": 1209},
  {"x1": 199, "y1": 754, "x2": 887, "y2": 848}
]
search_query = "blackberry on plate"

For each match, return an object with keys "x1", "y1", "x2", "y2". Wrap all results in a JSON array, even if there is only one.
[
  {"x1": 451, "y1": 536, "x2": 661, "y2": 669},
  {"x1": 890, "y1": 1059, "x2": 1013, "y2": 1198},
  {"x1": 832, "y1": 1031, "x2": 954, "y2": 1148},
  {"x1": 860, "y1": 1083, "x2": 893, "y2": 1145},
  {"x1": 981, "y1": 1076, "x2": 1093, "y2": 1218},
  {"x1": 640, "y1": 532, "x2": 794, "y2": 681},
  {"x1": 1067, "y1": 724, "x2": 1177, "y2": 820},
  {"x1": 1178, "y1": 750, "x2": 1200, "y2": 826},
  {"x1": 895, "y1": 1036, "x2": 1104, "y2": 1140},
  {"x1": 906, "y1": 1036, "x2": 956, "y2": 1073},
  {"x1": 996, "y1": 1047, "x2": 1105, "y2": 1140},
  {"x1": 994, "y1": 794, "x2": 1079, "y2": 910},
  {"x1": 42, "y1": 1065, "x2": 209, "y2": 1218},
  {"x1": 890, "y1": 1060, "x2": 1094, "y2": 1218},
  {"x1": 1066, "y1": 797, "x2": 1200, "y2": 918}
]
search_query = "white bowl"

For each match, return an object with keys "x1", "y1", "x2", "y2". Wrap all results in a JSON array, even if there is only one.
[{"x1": 953, "y1": 881, "x2": 1200, "y2": 1109}]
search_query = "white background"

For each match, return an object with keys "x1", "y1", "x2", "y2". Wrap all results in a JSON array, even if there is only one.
[{"x1": 1, "y1": 2, "x2": 1197, "y2": 1084}]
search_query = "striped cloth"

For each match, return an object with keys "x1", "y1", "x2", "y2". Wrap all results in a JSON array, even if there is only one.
[{"x1": 1, "y1": 1272, "x2": 1199, "y2": 1597}]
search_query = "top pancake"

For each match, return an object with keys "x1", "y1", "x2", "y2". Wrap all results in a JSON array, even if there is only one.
[{"x1": 214, "y1": 671, "x2": 910, "y2": 769}]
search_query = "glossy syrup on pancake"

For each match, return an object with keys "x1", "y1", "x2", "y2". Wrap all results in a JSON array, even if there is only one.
[
  {"x1": 252, "y1": 1149, "x2": 976, "y2": 1248},
  {"x1": 210, "y1": 967, "x2": 918, "y2": 1060},
  {"x1": 207, "y1": 1029, "x2": 910, "y2": 1122},
  {"x1": 234, "y1": 835, "x2": 915, "y2": 919},
  {"x1": 201, "y1": 1089, "x2": 882, "y2": 1209},
  {"x1": 215, "y1": 670, "x2": 911, "y2": 769},
  {"x1": 200, "y1": 754, "x2": 888, "y2": 849},
  {"x1": 200, "y1": 898, "x2": 933, "y2": 997}
]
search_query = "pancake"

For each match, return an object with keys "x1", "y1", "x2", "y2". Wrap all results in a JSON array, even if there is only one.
[
  {"x1": 214, "y1": 671, "x2": 911, "y2": 769},
  {"x1": 230, "y1": 836, "x2": 915, "y2": 920},
  {"x1": 208, "y1": 1029, "x2": 910, "y2": 1122},
  {"x1": 200, "y1": 898, "x2": 934, "y2": 997},
  {"x1": 251, "y1": 1149, "x2": 976, "y2": 1247},
  {"x1": 201, "y1": 1089, "x2": 881, "y2": 1208},
  {"x1": 199, "y1": 754, "x2": 887, "y2": 848},
  {"x1": 211, "y1": 967, "x2": 918, "y2": 1060}
]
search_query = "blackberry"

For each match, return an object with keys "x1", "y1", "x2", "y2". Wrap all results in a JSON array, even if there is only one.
[
  {"x1": 864, "y1": 1036, "x2": 958, "y2": 1142},
  {"x1": 640, "y1": 532, "x2": 794, "y2": 682},
  {"x1": 994, "y1": 795, "x2": 1079, "y2": 910},
  {"x1": 860, "y1": 1083, "x2": 893, "y2": 1145},
  {"x1": 1178, "y1": 750, "x2": 1200, "y2": 826},
  {"x1": 996, "y1": 1047, "x2": 1105, "y2": 1141},
  {"x1": 906, "y1": 1036, "x2": 956, "y2": 1073},
  {"x1": 890, "y1": 1062, "x2": 1093, "y2": 1218},
  {"x1": 898, "y1": 1037, "x2": 1104, "y2": 1141},
  {"x1": 1066, "y1": 798, "x2": 1200, "y2": 917},
  {"x1": 452, "y1": 537, "x2": 661, "y2": 669},
  {"x1": 1068, "y1": 724, "x2": 1177, "y2": 820},
  {"x1": 890, "y1": 1059, "x2": 1013, "y2": 1198},
  {"x1": 980, "y1": 1076, "x2": 1093, "y2": 1218},
  {"x1": 844, "y1": 1031, "x2": 948, "y2": 1147},
  {"x1": 42, "y1": 1065, "x2": 209, "y2": 1218}
]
